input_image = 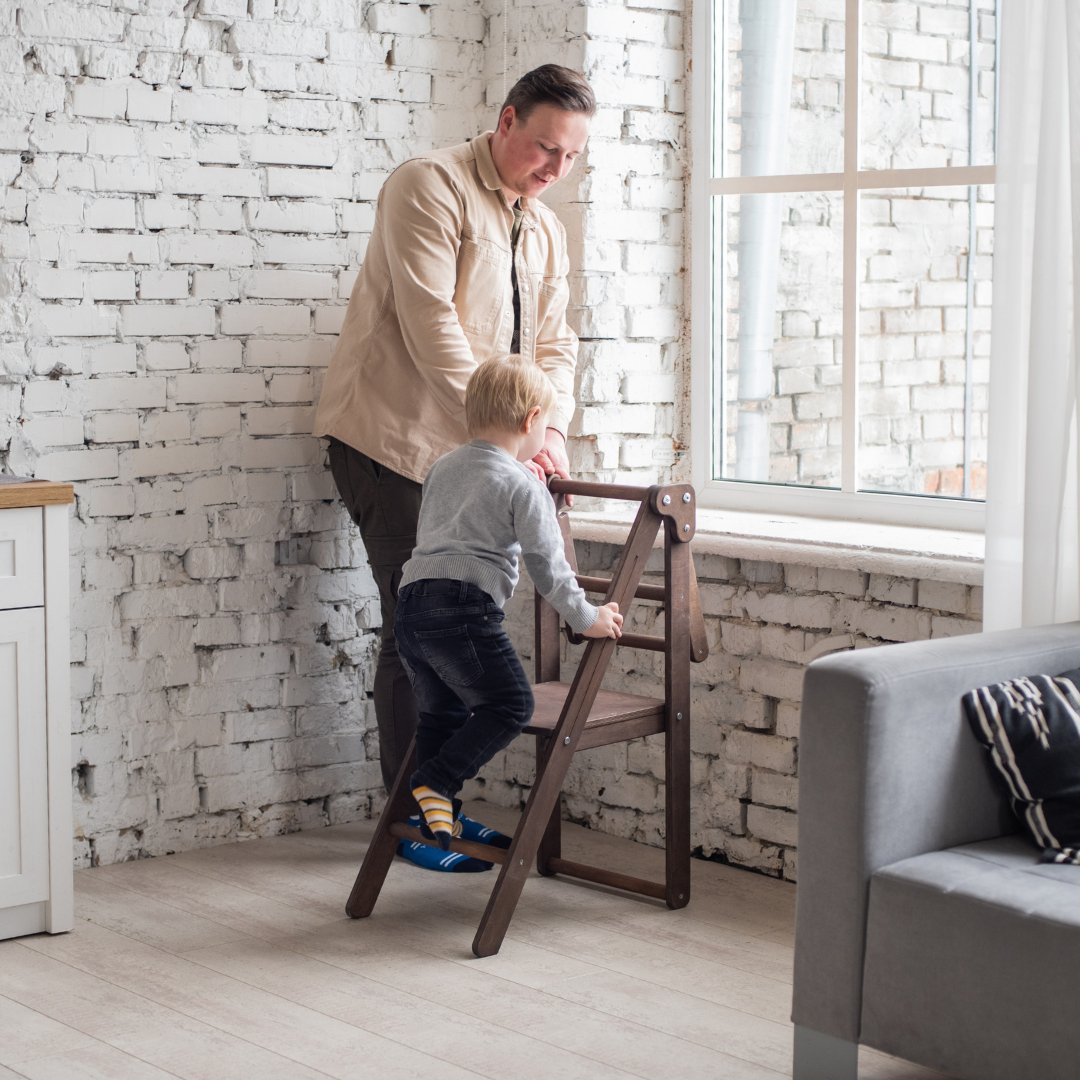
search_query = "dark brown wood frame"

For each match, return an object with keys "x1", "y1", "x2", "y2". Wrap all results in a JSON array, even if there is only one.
[{"x1": 345, "y1": 478, "x2": 708, "y2": 957}]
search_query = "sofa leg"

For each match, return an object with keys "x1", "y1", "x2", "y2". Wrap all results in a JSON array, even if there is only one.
[{"x1": 793, "y1": 1025, "x2": 858, "y2": 1080}]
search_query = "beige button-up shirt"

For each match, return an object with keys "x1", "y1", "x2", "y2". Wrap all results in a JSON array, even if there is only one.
[{"x1": 314, "y1": 132, "x2": 578, "y2": 484}]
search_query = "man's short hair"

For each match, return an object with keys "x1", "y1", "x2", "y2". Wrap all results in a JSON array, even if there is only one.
[
  {"x1": 466, "y1": 356, "x2": 557, "y2": 437},
  {"x1": 500, "y1": 64, "x2": 596, "y2": 123}
]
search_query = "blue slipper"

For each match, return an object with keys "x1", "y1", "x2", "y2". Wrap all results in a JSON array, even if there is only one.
[
  {"x1": 396, "y1": 840, "x2": 492, "y2": 873},
  {"x1": 397, "y1": 816, "x2": 492, "y2": 873},
  {"x1": 456, "y1": 813, "x2": 512, "y2": 849}
]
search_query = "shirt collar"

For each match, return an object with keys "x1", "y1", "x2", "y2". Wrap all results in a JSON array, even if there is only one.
[{"x1": 472, "y1": 132, "x2": 531, "y2": 212}]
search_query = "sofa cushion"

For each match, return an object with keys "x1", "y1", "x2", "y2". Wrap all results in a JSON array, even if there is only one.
[
  {"x1": 963, "y1": 670, "x2": 1080, "y2": 864},
  {"x1": 861, "y1": 837, "x2": 1080, "y2": 1080}
]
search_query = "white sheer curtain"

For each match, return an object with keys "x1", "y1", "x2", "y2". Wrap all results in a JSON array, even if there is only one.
[{"x1": 984, "y1": 0, "x2": 1080, "y2": 631}]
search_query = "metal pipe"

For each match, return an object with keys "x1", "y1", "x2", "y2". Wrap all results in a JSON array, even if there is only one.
[
  {"x1": 963, "y1": 0, "x2": 978, "y2": 497},
  {"x1": 733, "y1": 0, "x2": 797, "y2": 480}
]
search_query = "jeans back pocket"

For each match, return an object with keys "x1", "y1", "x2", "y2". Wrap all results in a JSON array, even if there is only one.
[{"x1": 413, "y1": 624, "x2": 484, "y2": 687}]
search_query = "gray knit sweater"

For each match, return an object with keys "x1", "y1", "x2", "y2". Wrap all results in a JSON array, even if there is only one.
[{"x1": 400, "y1": 441, "x2": 599, "y2": 634}]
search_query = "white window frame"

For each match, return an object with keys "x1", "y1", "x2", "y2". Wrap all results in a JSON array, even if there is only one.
[{"x1": 690, "y1": 0, "x2": 996, "y2": 530}]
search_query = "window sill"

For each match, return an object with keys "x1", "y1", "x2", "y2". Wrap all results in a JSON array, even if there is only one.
[{"x1": 568, "y1": 506, "x2": 984, "y2": 586}]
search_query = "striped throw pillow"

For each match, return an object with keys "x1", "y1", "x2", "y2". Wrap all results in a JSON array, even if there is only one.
[{"x1": 962, "y1": 671, "x2": 1080, "y2": 866}]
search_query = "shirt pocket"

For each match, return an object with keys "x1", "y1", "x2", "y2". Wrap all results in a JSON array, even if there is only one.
[
  {"x1": 538, "y1": 274, "x2": 565, "y2": 306},
  {"x1": 528, "y1": 273, "x2": 566, "y2": 337},
  {"x1": 455, "y1": 233, "x2": 510, "y2": 335}
]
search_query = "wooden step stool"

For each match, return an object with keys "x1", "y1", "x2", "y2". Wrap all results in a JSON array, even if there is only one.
[{"x1": 345, "y1": 478, "x2": 708, "y2": 957}]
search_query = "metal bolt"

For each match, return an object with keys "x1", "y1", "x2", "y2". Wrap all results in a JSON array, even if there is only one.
[
  {"x1": 563, "y1": 736, "x2": 570, "y2": 745},
  {"x1": 661, "y1": 494, "x2": 671, "y2": 505},
  {"x1": 682, "y1": 523, "x2": 690, "y2": 533},
  {"x1": 682, "y1": 492, "x2": 691, "y2": 503},
  {"x1": 519, "y1": 858, "x2": 525, "y2": 866},
  {"x1": 676, "y1": 712, "x2": 683, "y2": 720}
]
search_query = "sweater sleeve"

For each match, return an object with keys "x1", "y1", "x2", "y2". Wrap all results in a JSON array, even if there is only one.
[{"x1": 513, "y1": 480, "x2": 599, "y2": 635}]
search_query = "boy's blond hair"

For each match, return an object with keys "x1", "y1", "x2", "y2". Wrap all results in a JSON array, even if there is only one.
[{"x1": 465, "y1": 356, "x2": 556, "y2": 437}]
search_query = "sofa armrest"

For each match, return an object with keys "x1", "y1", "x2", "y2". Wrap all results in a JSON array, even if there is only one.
[{"x1": 792, "y1": 620, "x2": 1080, "y2": 1043}]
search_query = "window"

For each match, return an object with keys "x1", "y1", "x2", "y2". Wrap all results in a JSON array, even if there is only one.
[{"x1": 691, "y1": 0, "x2": 997, "y2": 527}]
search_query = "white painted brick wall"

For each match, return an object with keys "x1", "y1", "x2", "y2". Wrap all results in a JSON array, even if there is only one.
[{"x1": 3, "y1": 0, "x2": 490, "y2": 867}]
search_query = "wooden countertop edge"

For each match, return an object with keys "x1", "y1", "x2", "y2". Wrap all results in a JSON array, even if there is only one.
[{"x1": 0, "y1": 481, "x2": 76, "y2": 510}]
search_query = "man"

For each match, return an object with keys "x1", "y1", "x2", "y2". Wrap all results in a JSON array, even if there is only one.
[{"x1": 315, "y1": 65, "x2": 595, "y2": 871}]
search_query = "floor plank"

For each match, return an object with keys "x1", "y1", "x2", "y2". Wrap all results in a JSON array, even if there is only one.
[
  {"x1": 6, "y1": 1043, "x2": 179, "y2": 1080},
  {"x1": 0, "y1": 945, "x2": 332, "y2": 1079},
  {"x1": 0, "y1": 994, "x2": 97, "y2": 1066}
]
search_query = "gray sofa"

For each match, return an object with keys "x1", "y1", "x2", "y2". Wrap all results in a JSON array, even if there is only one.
[{"x1": 792, "y1": 622, "x2": 1080, "y2": 1080}]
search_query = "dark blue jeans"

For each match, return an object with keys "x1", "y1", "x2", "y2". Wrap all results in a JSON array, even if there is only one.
[{"x1": 395, "y1": 579, "x2": 534, "y2": 798}]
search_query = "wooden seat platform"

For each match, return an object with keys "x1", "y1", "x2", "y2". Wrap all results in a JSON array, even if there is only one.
[{"x1": 524, "y1": 681, "x2": 666, "y2": 749}]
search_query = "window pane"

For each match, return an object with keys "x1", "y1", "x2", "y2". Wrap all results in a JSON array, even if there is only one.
[
  {"x1": 858, "y1": 186, "x2": 993, "y2": 497},
  {"x1": 717, "y1": 0, "x2": 845, "y2": 178},
  {"x1": 861, "y1": 0, "x2": 998, "y2": 171},
  {"x1": 715, "y1": 192, "x2": 844, "y2": 486}
]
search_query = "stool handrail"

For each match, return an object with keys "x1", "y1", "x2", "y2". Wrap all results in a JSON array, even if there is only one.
[{"x1": 547, "y1": 479, "x2": 708, "y2": 664}]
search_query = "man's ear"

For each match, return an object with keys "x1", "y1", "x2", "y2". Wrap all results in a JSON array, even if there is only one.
[
  {"x1": 498, "y1": 105, "x2": 517, "y2": 134},
  {"x1": 522, "y1": 405, "x2": 542, "y2": 433}
]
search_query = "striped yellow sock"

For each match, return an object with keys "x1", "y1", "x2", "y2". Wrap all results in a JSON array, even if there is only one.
[{"x1": 412, "y1": 785, "x2": 454, "y2": 850}]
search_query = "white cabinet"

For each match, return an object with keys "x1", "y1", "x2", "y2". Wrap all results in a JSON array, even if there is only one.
[{"x1": 0, "y1": 483, "x2": 73, "y2": 939}]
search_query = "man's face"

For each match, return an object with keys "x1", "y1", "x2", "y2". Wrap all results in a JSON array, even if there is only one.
[{"x1": 491, "y1": 104, "x2": 590, "y2": 202}]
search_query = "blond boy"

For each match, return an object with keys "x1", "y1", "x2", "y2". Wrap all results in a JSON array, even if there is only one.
[{"x1": 396, "y1": 357, "x2": 622, "y2": 848}]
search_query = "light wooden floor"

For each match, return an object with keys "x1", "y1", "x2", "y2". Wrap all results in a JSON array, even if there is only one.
[{"x1": 0, "y1": 803, "x2": 949, "y2": 1080}]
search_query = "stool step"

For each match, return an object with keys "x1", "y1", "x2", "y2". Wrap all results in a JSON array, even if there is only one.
[{"x1": 389, "y1": 821, "x2": 509, "y2": 866}]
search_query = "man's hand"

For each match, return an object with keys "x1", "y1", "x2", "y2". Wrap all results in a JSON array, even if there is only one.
[
  {"x1": 522, "y1": 458, "x2": 547, "y2": 484},
  {"x1": 583, "y1": 602, "x2": 623, "y2": 640},
  {"x1": 531, "y1": 427, "x2": 573, "y2": 504}
]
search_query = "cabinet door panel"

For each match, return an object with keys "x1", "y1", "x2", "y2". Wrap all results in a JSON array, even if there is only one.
[
  {"x1": 0, "y1": 607, "x2": 48, "y2": 907},
  {"x1": 0, "y1": 507, "x2": 44, "y2": 609}
]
